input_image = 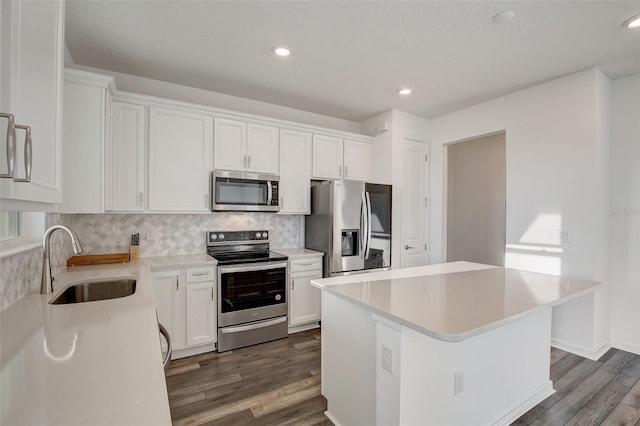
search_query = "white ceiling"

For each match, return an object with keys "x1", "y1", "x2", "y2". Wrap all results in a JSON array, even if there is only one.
[{"x1": 65, "y1": 1, "x2": 640, "y2": 122}]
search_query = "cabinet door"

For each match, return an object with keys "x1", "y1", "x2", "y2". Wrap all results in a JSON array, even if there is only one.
[
  {"x1": 279, "y1": 129, "x2": 311, "y2": 214},
  {"x1": 246, "y1": 123, "x2": 279, "y2": 174},
  {"x1": 152, "y1": 269, "x2": 186, "y2": 352},
  {"x1": 213, "y1": 118, "x2": 246, "y2": 172},
  {"x1": 61, "y1": 75, "x2": 108, "y2": 213},
  {"x1": 312, "y1": 135, "x2": 343, "y2": 180},
  {"x1": 186, "y1": 281, "x2": 216, "y2": 347},
  {"x1": 343, "y1": 140, "x2": 373, "y2": 182},
  {"x1": 106, "y1": 102, "x2": 145, "y2": 211},
  {"x1": 1, "y1": 0, "x2": 64, "y2": 204},
  {"x1": 149, "y1": 107, "x2": 213, "y2": 211},
  {"x1": 289, "y1": 269, "x2": 322, "y2": 326}
]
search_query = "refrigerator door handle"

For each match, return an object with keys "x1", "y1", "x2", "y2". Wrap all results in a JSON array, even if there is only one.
[
  {"x1": 365, "y1": 191, "x2": 372, "y2": 259},
  {"x1": 360, "y1": 192, "x2": 367, "y2": 259}
]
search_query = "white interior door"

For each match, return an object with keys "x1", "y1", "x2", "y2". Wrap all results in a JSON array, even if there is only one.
[{"x1": 401, "y1": 139, "x2": 429, "y2": 268}]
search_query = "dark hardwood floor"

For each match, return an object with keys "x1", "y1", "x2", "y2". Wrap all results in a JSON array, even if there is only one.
[
  {"x1": 514, "y1": 347, "x2": 640, "y2": 425},
  {"x1": 165, "y1": 328, "x2": 331, "y2": 426},
  {"x1": 166, "y1": 328, "x2": 640, "y2": 426}
]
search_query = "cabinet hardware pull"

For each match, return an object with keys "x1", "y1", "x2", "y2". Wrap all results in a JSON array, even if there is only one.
[
  {"x1": 176, "y1": 277, "x2": 179, "y2": 291},
  {"x1": 247, "y1": 155, "x2": 251, "y2": 169},
  {"x1": 211, "y1": 286, "x2": 214, "y2": 301},
  {"x1": 404, "y1": 245, "x2": 415, "y2": 250},
  {"x1": 138, "y1": 192, "x2": 143, "y2": 207},
  {"x1": 13, "y1": 125, "x2": 32, "y2": 182},
  {"x1": 338, "y1": 165, "x2": 342, "y2": 177},
  {"x1": 192, "y1": 272, "x2": 209, "y2": 276},
  {"x1": 298, "y1": 263, "x2": 313, "y2": 267},
  {"x1": 292, "y1": 276, "x2": 295, "y2": 290},
  {"x1": 344, "y1": 166, "x2": 348, "y2": 177},
  {"x1": 0, "y1": 113, "x2": 16, "y2": 178}
]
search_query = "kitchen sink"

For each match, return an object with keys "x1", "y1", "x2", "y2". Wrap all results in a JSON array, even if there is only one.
[{"x1": 50, "y1": 279, "x2": 136, "y2": 305}]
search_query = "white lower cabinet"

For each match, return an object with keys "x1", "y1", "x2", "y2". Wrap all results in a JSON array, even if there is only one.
[
  {"x1": 185, "y1": 268, "x2": 216, "y2": 347},
  {"x1": 152, "y1": 269, "x2": 186, "y2": 352},
  {"x1": 288, "y1": 255, "x2": 323, "y2": 327},
  {"x1": 152, "y1": 265, "x2": 216, "y2": 359}
]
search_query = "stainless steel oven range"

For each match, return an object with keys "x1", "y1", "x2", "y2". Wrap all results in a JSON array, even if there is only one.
[{"x1": 207, "y1": 230, "x2": 288, "y2": 352}]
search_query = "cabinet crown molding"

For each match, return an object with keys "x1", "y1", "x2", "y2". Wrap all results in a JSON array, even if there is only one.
[
  {"x1": 110, "y1": 88, "x2": 373, "y2": 144},
  {"x1": 64, "y1": 68, "x2": 115, "y2": 91}
]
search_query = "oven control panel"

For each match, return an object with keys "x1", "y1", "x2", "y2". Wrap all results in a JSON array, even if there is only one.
[{"x1": 207, "y1": 230, "x2": 269, "y2": 244}]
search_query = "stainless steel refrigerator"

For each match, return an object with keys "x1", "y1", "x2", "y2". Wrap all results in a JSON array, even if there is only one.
[{"x1": 305, "y1": 180, "x2": 392, "y2": 277}]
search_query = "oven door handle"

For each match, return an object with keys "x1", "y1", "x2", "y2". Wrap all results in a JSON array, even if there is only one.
[
  {"x1": 220, "y1": 316, "x2": 287, "y2": 334},
  {"x1": 218, "y1": 261, "x2": 288, "y2": 274}
]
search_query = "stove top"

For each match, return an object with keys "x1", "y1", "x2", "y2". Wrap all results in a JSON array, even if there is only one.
[
  {"x1": 209, "y1": 250, "x2": 287, "y2": 265},
  {"x1": 206, "y1": 230, "x2": 287, "y2": 265}
]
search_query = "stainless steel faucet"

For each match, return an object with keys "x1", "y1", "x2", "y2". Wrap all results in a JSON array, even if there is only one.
[{"x1": 41, "y1": 225, "x2": 84, "y2": 294}]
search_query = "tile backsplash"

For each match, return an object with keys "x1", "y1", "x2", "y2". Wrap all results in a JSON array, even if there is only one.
[
  {"x1": 49, "y1": 212, "x2": 303, "y2": 268},
  {"x1": 1, "y1": 212, "x2": 302, "y2": 311},
  {"x1": 0, "y1": 246, "x2": 42, "y2": 311}
]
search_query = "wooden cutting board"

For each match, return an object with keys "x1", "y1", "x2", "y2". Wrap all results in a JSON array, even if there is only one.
[{"x1": 67, "y1": 253, "x2": 130, "y2": 267}]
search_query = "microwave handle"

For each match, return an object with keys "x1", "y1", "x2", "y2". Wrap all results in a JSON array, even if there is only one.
[{"x1": 267, "y1": 180, "x2": 273, "y2": 206}]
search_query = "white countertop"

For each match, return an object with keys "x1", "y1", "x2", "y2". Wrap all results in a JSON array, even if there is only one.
[
  {"x1": 311, "y1": 261, "x2": 601, "y2": 342},
  {"x1": 0, "y1": 254, "x2": 215, "y2": 426},
  {"x1": 272, "y1": 248, "x2": 324, "y2": 258}
]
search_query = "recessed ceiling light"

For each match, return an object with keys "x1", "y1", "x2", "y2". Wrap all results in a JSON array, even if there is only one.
[
  {"x1": 273, "y1": 46, "x2": 291, "y2": 57},
  {"x1": 622, "y1": 13, "x2": 640, "y2": 29},
  {"x1": 492, "y1": 10, "x2": 515, "y2": 25},
  {"x1": 397, "y1": 88, "x2": 412, "y2": 95}
]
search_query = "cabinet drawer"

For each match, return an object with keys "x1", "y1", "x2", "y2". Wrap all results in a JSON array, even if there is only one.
[
  {"x1": 186, "y1": 266, "x2": 216, "y2": 283},
  {"x1": 290, "y1": 257, "x2": 322, "y2": 272}
]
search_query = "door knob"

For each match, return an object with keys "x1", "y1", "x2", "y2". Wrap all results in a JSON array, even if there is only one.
[{"x1": 404, "y1": 245, "x2": 414, "y2": 250}]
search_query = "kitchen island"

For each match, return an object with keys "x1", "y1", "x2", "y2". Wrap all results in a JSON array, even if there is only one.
[
  {"x1": 311, "y1": 261, "x2": 601, "y2": 426},
  {"x1": 0, "y1": 255, "x2": 215, "y2": 426}
]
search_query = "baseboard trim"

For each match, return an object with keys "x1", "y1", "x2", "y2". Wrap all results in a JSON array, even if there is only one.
[
  {"x1": 488, "y1": 381, "x2": 555, "y2": 426},
  {"x1": 324, "y1": 410, "x2": 342, "y2": 426},
  {"x1": 288, "y1": 322, "x2": 320, "y2": 334},
  {"x1": 551, "y1": 338, "x2": 611, "y2": 361},
  {"x1": 610, "y1": 341, "x2": 640, "y2": 356}
]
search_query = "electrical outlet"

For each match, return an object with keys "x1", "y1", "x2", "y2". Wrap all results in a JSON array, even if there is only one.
[
  {"x1": 454, "y1": 370, "x2": 464, "y2": 395},
  {"x1": 146, "y1": 229, "x2": 154, "y2": 241},
  {"x1": 381, "y1": 345, "x2": 392, "y2": 373}
]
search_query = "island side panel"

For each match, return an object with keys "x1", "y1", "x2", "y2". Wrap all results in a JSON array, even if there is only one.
[
  {"x1": 397, "y1": 307, "x2": 554, "y2": 426},
  {"x1": 322, "y1": 292, "x2": 377, "y2": 426}
]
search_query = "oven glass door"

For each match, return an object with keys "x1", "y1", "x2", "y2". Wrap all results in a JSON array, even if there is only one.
[{"x1": 219, "y1": 264, "x2": 286, "y2": 313}]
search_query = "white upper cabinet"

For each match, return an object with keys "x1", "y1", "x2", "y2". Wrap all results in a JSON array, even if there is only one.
[
  {"x1": 148, "y1": 107, "x2": 213, "y2": 211},
  {"x1": 312, "y1": 135, "x2": 343, "y2": 180},
  {"x1": 106, "y1": 102, "x2": 146, "y2": 211},
  {"x1": 61, "y1": 70, "x2": 113, "y2": 213},
  {"x1": 279, "y1": 129, "x2": 312, "y2": 214},
  {"x1": 214, "y1": 118, "x2": 279, "y2": 175},
  {"x1": 213, "y1": 118, "x2": 246, "y2": 171},
  {"x1": 246, "y1": 123, "x2": 279, "y2": 174},
  {"x1": 343, "y1": 139, "x2": 373, "y2": 182},
  {"x1": 312, "y1": 135, "x2": 372, "y2": 182},
  {"x1": 0, "y1": 0, "x2": 64, "y2": 204}
]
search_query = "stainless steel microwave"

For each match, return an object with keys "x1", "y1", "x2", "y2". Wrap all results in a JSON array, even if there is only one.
[{"x1": 211, "y1": 170, "x2": 279, "y2": 212}]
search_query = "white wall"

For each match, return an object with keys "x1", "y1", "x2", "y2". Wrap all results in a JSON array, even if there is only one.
[
  {"x1": 70, "y1": 65, "x2": 361, "y2": 134},
  {"x1": 361, "y1": 110, "x2": 430, "y2": 269},
  {"x1": 429, "y1": 68, "x2": 611, "y2": 356},
  {"x1": 609, "y1": 73, "x2": 640, "y2": 354}
]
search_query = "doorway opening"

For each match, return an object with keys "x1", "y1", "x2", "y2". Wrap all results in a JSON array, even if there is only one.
[{"x1": 446, "y1": 132, "x2": 506, "y2": 266}]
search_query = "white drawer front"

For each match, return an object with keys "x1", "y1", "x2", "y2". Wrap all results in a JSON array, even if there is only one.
[
  {"x1": 186, "y1": 266, "x2": 216, "y2": 283},
  {"x1": 290, "y1": 257, "x2": 322, "y2": 272}
]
